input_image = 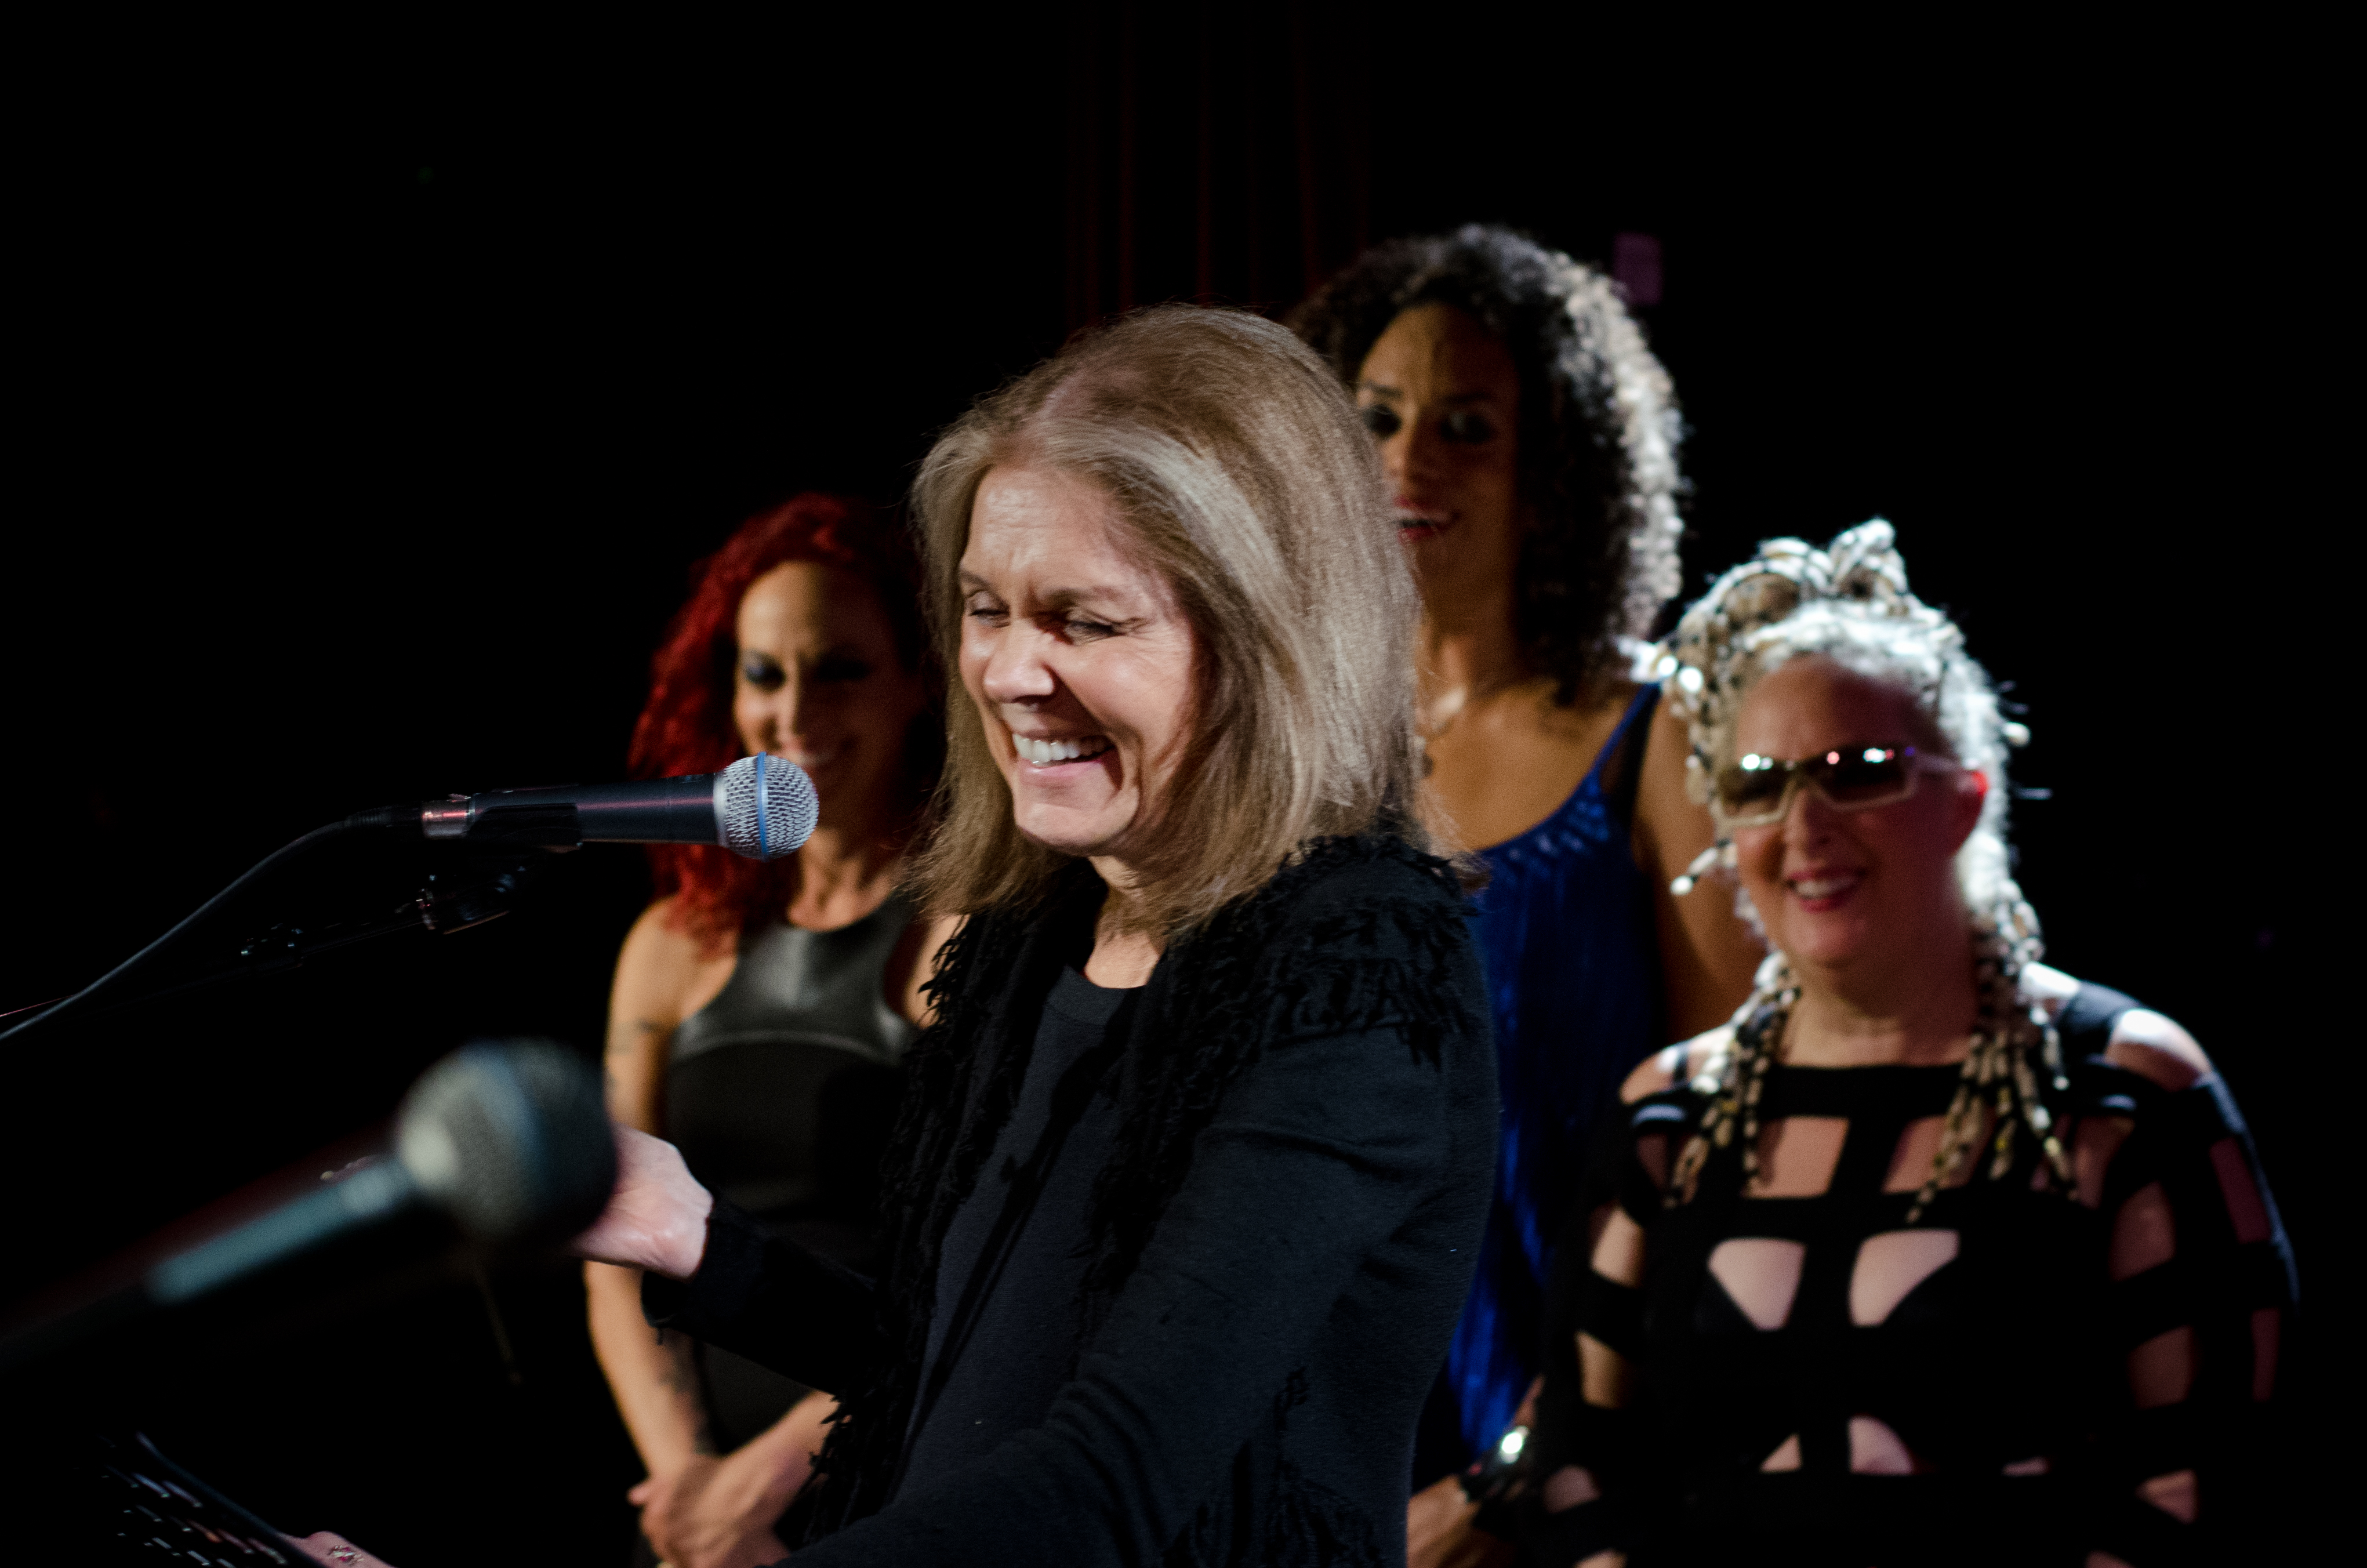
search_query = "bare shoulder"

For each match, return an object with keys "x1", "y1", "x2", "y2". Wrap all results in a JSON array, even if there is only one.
[
  {"x1": 616, "y1": 896, "x2": 723, "y2": 989},
  {"x1": 611, "y1": 896, "x2": 736, "y2": 1039},
  {"x1": 2020, "y1": 960, "x2": 2082, "y2": 1018},
  {"x1": 1623, "y1": 1026, "x2": 1732, "y2": 1103},
  {"x1": 604, "y1": 897, "x2": 735, "y2": 1127},
  {"x1": 1630, "y1": 688, "x2": 1711, "y2": 852},
  {"x1": 1637, "y1": 681, "x2": 1694, "y2": 777},
  {"x1": 2027, "y1": 963, "x2": 2212, "y2": 1090},
  {"x1": 2105, "y1": 1008, "x2": 2214, "y2": 1092}
]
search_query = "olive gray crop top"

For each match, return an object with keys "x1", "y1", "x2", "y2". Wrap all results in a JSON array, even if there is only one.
[{"x1": 665, "y1": 889, "x2": 919, "y2": 1270}]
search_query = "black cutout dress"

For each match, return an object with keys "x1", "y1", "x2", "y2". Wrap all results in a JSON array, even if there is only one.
[{"x1": 1527, "y1": 982, "x2": 2295, "y2": 1567}]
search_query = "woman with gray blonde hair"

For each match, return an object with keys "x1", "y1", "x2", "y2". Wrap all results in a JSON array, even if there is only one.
[
  {"x1": 572, "y1": 305, "x2": 1497, "y2": 1567},
  {"x1": 1523, "y1": 522, "x2": 2293, "y2": 1566}
]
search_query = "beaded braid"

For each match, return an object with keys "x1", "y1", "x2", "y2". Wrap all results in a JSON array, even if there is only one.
[
  {"x1": 1670, "y1": 912, "x2": 2074, "y2": 1217},
  {"x1": 1658, "y1": 521, "x2": 2073, "y2": 1218},
  {"x1": 1666, "y1": 958, "x2": 1790, "y2": 1203}
]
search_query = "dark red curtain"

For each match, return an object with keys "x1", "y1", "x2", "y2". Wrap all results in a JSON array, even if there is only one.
[{"x1": 1063, "y1": 1, "x2": 1373, "y2": 331}]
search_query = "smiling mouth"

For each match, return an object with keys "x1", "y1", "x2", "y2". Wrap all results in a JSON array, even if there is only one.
[
  {"x1": 785, "y1": 743, "x2": 845, "y2": 770},
  {"x1": 1787, "y1": 871, "x2": 1863, "y2": 902},
  {"x1": 1013, "y1": 734, "x2": 1112, "y2": 766}
]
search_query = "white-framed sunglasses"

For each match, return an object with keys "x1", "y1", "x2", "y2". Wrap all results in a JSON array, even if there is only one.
[{"x1": 1711, "y1": 745, "x2": 1963, "y2": 828}]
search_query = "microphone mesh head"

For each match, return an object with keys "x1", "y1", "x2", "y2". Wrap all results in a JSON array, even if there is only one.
[
  {"x1": 718, "y1": 753, "x2": 819, "y2": 861},
  {"x1": 395, "y1": 1041, "x2": 617, "y2": 1247}
]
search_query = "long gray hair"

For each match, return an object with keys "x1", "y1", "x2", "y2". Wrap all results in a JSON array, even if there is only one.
[{"x1": 910, "y1": 304, "x2": 1433, "y2": 932}]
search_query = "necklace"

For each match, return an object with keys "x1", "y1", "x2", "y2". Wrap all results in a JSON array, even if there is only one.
[{"x1": 1672, "y1": 912, "x2": 2071, "y2": 1221}]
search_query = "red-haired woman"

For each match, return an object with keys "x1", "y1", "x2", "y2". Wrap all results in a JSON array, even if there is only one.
[{"x1": 587, "y1": 493, "x2": 946, "y2": 1568}]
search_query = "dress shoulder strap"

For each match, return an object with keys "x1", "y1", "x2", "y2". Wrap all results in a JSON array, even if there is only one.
[
  {"x1": 1598, "y1": 684, "x2": 1661, "y2": 829},
  {"x1": 2057, "y1": 979, "x2": 2143, "y2": 1055}
]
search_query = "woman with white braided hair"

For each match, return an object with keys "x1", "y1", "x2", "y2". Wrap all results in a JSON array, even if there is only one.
[{"x1": 1520, "y1": 522, "x2": 2295, "y2": 1567}]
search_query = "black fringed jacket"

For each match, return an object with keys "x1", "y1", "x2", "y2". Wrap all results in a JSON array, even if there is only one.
[{"x1": 644, "y1": 835, "x2": 1496, "y2": 1566}]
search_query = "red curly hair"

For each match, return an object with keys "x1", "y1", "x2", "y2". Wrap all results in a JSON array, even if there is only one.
[{"x1": 629, "y1": 493, "x2": 932, "y2": 943}]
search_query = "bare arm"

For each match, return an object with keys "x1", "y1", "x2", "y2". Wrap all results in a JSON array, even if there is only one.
[
  {"x1": 586, "y1": 901, "x2": 736, "y2": 1477},
  {"x1": 589, "y1": 899, "x2": 910, "y2": 1568},
  {"x1": 1631, "y1": 699, "x2": 1763, "y2": 1043},
  {"x1": 2081, "y1": 1009, "x2": 2289, "y2": 1567},
  {"x1": 586, "y1": 1269, "x2": 715, "y2": 1471},
  {"x1": 1526, "y1": 1044, "x2": 1708, "y2": 1568}
]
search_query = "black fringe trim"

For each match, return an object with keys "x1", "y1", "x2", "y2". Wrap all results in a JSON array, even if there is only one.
[{"x1": 797, "y1": 835, "x2": 1466, "y2": 1560}]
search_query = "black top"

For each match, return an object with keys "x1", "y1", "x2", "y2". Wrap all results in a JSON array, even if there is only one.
[
  {"x1": 1527, "y1": 982, "x2": 2297, "y2": 1568},
  {"x1": 905, "y1": 967, "x2": 1134, "y2": 1482},
  {"x1": 654, "y1": 894, "x2": 917, "y2": 1455},
  {"x1": 665, "y1": 892, "x2": 918, "y2": 1269},
  {"x1": 645, "y1": 837, "x2": 1497, "y2": 1566}
]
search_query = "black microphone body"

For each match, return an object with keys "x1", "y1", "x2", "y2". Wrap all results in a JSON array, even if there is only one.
[
  {"x1": 0, "y1": 1041, "x2": 616, "y2": 1382},
  {"x1": 422, "y1": 774, "x2": 729, "y2": 848},
  {"x1": 352, "y1": 752, "x2": 818, "y2": 861}
]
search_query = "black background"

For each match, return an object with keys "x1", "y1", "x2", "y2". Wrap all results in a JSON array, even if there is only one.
[{"x1": 2, "y1": 12, "x2": 2341, "y2": 1563}]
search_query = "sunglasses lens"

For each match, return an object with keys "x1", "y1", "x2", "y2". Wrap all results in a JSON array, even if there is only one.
[
  {"x1": 1716, "y1": 761, "x2": 1790, "y2": 819},
  {"x1": 1821, "y1": 751, "x2": 1912, "y2": 805}
]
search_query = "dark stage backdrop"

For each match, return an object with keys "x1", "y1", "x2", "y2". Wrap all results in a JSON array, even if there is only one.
[{"x1": 3, "y1": 12, "x2": 2340, "y2": 1563}]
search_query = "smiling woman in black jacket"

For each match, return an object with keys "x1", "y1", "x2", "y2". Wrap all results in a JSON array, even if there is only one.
[{"x1": 566, "y1": 306, "x2": 1497, "y2": 1568}]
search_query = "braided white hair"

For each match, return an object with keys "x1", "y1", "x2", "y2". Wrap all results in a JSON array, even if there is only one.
[
  {"x1": 1651, "y1": 521, "x2": 2068, "y2": 1219},
  {"x1": 1656, "y1": 519, "x2": 2025, "y2": 916}
]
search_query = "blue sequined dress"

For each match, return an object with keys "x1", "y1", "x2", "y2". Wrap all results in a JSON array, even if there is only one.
[{"x1": 1428, "y1": 683, "x2": 1667, "y2": 1474}]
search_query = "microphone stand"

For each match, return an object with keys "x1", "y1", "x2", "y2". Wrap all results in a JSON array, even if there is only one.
[{"x1": 0, "y1": 833, "x2": 562, "y2": 1044}]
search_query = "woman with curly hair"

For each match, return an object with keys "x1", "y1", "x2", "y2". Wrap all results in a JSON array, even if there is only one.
[
  {"x1": 1293, "y1": 226, "x2": 1765, "y2": 1531},
  {"x1": 587, "y1": 493, "x2": 947, "y2": 1568},
  {"x1": 1524, "y1": 522, "x2": 2293, "y2": 1565}
]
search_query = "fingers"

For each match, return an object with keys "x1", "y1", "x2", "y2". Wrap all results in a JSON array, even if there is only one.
[
  {"x1": 567, "y1": 1126, "x2": 714, "y2": 1277},
  {"x1": 613, "y1": 1124, "x2": 692, "y2": 1188},
  {"x1": 1512, "y1": 1374, "x2": 1543, "y2": 1429},
  {"x1": 739, "y1": 1530, "x2": 794, "y2": 1568},
  {"x1": 289, "y1": 1531, "x2": 397, "y2": 1568}
]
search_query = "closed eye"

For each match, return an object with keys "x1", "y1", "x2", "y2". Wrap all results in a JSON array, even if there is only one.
[{"x1": 1056, "y1": 614, "x2": 1119, "y2": 641}]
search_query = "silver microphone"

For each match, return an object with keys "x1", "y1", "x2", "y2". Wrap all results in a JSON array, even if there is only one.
[{"x1": 383, "y1": 753, "x2": 818, "y2": 861}]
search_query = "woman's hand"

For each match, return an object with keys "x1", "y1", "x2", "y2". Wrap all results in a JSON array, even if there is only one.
[
  {"x1": 1407, "y1": 1475, "x2": 1513, "y2": 1568},
  {"x1": 286, "y1": 1532, "x2": 398, "y2": 1567},
  {"x1": 569, "y1": 1125, "x2": 715, "y2": 1280},
  {"x1": 632, "y1": 1389, "x2": 833, "y2": 1568},
  {"x1": 1411, "y1": 1379, "x2": 1537, "y2": 1568},
  {"x1": 631, "y1": 1453, "x2": 792, "y2": 1568}
]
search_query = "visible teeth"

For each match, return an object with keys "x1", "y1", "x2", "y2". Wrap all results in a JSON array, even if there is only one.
[
  {"x1": 1015, "y1": 735, "x2": 1108, "y2": 765},
  {"x1": 1791, "y1": 874, "x2": 1857, "y2": 898}
]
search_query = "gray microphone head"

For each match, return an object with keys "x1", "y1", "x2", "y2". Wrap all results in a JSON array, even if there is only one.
[
  {"x1": 394, "y1": 1041, "x2": 618, "y2": 1247},
  {"x1": 715, "y1": 752, "x2": 819, "y2": 861}
]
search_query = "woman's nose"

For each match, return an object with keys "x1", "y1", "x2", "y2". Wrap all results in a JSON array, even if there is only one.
[
  {"x1": 1783, "y1": 782, "x2": 1839, "y2": 842},
  {"x1": 981, "y1": 627, "x2": 1056, "y2": 706},
  {"x1": 1397, "y1": 417, "x2": 1447, "y2": 487},
  {"x1": 772, "y1": 671, "x2": 810, "y2": 738}
]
